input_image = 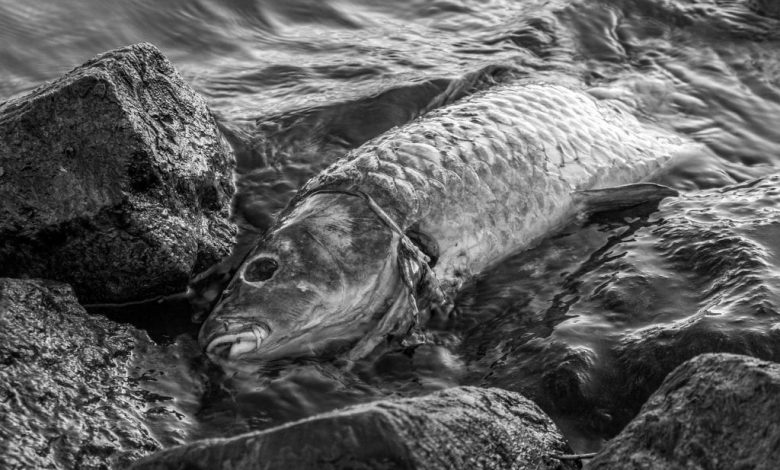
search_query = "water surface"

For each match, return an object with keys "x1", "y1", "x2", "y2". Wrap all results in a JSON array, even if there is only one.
[{"x1": 3, "y1": 0, "x2": 780, "y2": 455}]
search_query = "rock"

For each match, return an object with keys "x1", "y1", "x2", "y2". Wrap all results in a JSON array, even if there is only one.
[
  {"x1": 747, "y1": 0, "x2": 780, "y2": 18},
  {"x1": 587, "y1": 353, "x2": 780, "y2": 470},
  {"x1": 0, "y1": 42, "x2": 235, "y2": 303},
  {"x1": 0, "y1": 278, "x2": 160, "y2": 469},
  {"x1": 610, "y1": 175, "x2": 780, "y2": 421},
  {"x1": 131, "y1": 386, "x2": 577, "y2": 470},
  {"x1": 454, "y1": 175, "x2": 780, "y2": 446}
]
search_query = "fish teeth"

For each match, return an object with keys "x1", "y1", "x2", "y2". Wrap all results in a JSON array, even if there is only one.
[
  {"x1": 207, "y1": 325, "x2": 269, "y2": 360},
  {"x1": 229, "y1": 337, "x2": 258, "y2": 357}
]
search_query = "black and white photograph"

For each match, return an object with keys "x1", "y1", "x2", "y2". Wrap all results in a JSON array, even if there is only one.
[{"x1": 1, "y1": 1, "x2": 779, "y2": 468}]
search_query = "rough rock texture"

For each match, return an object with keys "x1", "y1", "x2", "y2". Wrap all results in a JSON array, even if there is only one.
[
  {"x1": 748, "y1": 0, "x2": 780, "y2": 18},
  {"x1": 0, "y1": 42, "x2": 234, "y2": 303},
  {"x1": 0, "y1": 278, "x2": 160, "y2": 469},
  {"x1": 587, "y1": 353, "x2": 780, "y2": 470},
  {"x1": 131, "y1": 386, "x2": 577, "y2": 470},
  {"x1": 454, "y1": 175, "x2": 780, "y2": 445},
  {"x1": 610, "y1": 175, "x2": 780, "y2": 421}
]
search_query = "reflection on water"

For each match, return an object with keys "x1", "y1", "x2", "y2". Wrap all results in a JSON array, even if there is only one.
[{"x1": 3, "y1": 0, "x2": 780, "y2": 456}]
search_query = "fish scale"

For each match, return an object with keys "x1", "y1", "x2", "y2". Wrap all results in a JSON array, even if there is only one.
[{"x1": 296, "y1": 82, "x2": 686, "y2": 288}]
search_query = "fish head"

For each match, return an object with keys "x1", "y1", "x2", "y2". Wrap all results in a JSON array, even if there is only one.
[{"x1": 199, "y1": 192, "x2": 416, "y2": 366}]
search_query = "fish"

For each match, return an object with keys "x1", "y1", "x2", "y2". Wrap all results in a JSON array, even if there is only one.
[{"x1": 198, "y1": 82, "x2": 690, "y2": 366}]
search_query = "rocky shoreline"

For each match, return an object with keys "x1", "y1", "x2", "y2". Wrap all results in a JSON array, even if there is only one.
[{"x1": 2, "y1": 44, "x2": 779, "y2": 469}]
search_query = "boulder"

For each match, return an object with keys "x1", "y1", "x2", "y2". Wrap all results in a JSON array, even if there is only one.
[
  {"x1": 587, "y1": 353, "x2": 780, "y2": 470},
  {"x1": 131, "y1": 386, "x2": 577, "y2": 470},
  {"x1": 748, "y1": 0, "x2": 780, "y2": 18},
  {"x1": 0, "y1": 278, "x2": 160, "y2": 469},
  {"x1": 454, "y1": 175, "x2": 780, "y2": 445},
  {"x1": 609, "y1": 175, "x2": 780, "y2": 420},
  {"x1": 0, "y1": 42, "x2": 234, "y2": 303}
]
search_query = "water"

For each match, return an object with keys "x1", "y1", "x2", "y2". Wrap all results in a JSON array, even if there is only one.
[{"x1": 3, "y1": 0, "x2": 780, "y2": 457}]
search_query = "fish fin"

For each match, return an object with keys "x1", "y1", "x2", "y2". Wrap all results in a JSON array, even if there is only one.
[
  {"x1": 574, "y1": 182, "x2": 678, "y2": 214},
  {"x1": 418, "y1": 64, "x2": 518, "y2": 116}
]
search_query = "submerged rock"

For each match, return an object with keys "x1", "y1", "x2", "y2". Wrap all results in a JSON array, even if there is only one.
[
  {"x1": 455, "y1": 175, "x2": 780, "y2": 446},
  {"x1": 0, "y1": 278, "x2": 160, "y2": 469},
  {"x1": 0, "y1": 42, "x2": 234, "y2": 303},
  {"x1": 587, "y1": 353, "x2": 780, "y2": 469},
  {"x1": 610, "y1": 175, "x2": 780, "y2": 420},
  {"x1": 131, "y1": 386, "x2": 577, "y2": 470},
  {"x1": 748, "y1": 0, "x2": 780, "y2": 18}
]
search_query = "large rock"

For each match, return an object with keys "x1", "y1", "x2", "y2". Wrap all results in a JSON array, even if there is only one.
[
  {"x1": 0, "y1": 278, "x2": 161, "y2": 469},
  {"x1": 587, "y1": 353, "x2": 780, "y2": 469},
  {"x1": 131, "y1": 386, "x2": 577, "y2": 470},
  {"x1": 454, "y1": 175, "x2": 780, "y2": 446},
  {"x1": 0, "y1": 42, "x2": 234, "y2": 303},
  {"x1": 609, "y1": 175, "x2": 780, "y2": 421},
  {"x1": 748, "y1": 0, "x2": 780, "y2": 18}
]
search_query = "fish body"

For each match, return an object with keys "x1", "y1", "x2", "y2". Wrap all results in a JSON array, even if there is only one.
[
  {"x1": 294, "y1": 83, "x2": 683, "y2": 286},
  {"x1": 200, "y1": 82, "x2": 688, "y2": 365}
]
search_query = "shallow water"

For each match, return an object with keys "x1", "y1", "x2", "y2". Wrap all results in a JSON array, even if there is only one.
[{"x1": 3, "y1": 0, "x2": 780, "y2": 456}]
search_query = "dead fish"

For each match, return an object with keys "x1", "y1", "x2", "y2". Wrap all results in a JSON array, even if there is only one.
[{"x1": 199, "y1": 82, "x2": 689, "y2": 366}]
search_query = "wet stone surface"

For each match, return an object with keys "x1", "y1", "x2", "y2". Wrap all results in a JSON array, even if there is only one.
[
  {"x1": 455, "y1": 175, "x2": 780, "y2": 448},
  {"x1": 587, "y1": 353, "x2": 780, "y2": 470},
  {"x1": 0, "y1": 42, "x2": 235, "y2": 303},
  {"x1": 608, "y1": 176, "x2": 780, "y2": 423},
  {"x1": 0, "y1": 278, "x2": 161, "y2": 469},
  {"x1": 748, "y1": 0, "x2": 780, "y2": 18},
  {"x1": 131, "y1": 386, "x2": 578, "y2": 470}
]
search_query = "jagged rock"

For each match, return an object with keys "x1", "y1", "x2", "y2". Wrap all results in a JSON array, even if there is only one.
[
  {"x1": 455, "y1": 175, "x2": 780, "y2": 445},
  {"x1": 0, "y1": 42, "x2": 234, "y2": 303},
  {"x1": 748, "y1": 0, "x2": 780, "y2": 18},
  {"x1": 131, "y1": 386, "x2": 577, "y2": 470},
  {"x1": 609, "y1": 175, "x2": 780, "y2": 421},
  {"x1": 0, "y1": 278, "x2": 160, "y2": 469},
  {"x1": 587, "y1": 353, "x2": 780, "y2": 470}
]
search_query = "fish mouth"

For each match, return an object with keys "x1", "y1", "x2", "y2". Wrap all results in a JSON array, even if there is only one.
[{"x1": 205, "y1": 323, "x2": 270, "y2": 362}]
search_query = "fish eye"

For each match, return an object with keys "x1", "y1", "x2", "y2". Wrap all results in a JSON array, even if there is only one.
[{"x1": 243, "y1": 257, "x2": 279, "y2": 283}]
